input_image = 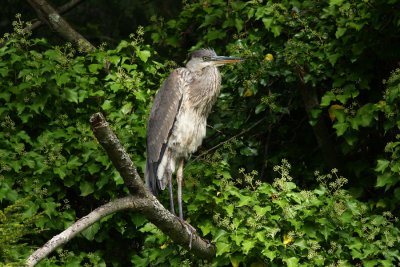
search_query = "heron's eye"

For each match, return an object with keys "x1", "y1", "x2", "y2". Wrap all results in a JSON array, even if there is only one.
[{"x1": 202, "y1": 56, "x2": 210, "y2": 61}]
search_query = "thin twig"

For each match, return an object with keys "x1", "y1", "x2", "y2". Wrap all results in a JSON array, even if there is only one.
[{"x1": 191, "y1": 117, "x2": 266, "y2": 163}]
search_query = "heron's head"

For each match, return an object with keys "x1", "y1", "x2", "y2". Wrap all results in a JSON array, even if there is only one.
[{"x1": 186, "y1": 48, "x2": 243, "y2": 72}]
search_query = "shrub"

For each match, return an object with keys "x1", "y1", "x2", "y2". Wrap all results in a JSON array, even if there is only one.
[{"x1": 133, "y1": 159, "x2": 400, "y2": 266}]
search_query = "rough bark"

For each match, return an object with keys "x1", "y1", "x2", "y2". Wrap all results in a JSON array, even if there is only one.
[
  {"x1": 23, "y1": 0, "x2": 84, "y2": 33},
  {"x1": 26, "y1": 112, "x2": 216, "y2": 266},
  {"x1": 26, "y1": 196, "x2": 142, "y2": 267},
  {"x1": 25, "y1": 0, "x2": 94, "y2": 51},
  {"x1": 89, "y1": 113, "x2": 145, "y2": 195}
]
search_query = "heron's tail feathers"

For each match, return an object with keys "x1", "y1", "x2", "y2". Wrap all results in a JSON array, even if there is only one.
[{"x1": 145, "y1": 161, "x2": 160, "y2": 196}]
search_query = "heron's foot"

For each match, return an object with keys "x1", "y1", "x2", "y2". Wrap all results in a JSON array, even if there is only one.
[{"x1": 177, "y1": 218, "x2": 197, "y2": 249}]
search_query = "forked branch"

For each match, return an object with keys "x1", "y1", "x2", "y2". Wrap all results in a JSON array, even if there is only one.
[{"x1": 26, "y1": 112, "x2": 216, "y2": 266}]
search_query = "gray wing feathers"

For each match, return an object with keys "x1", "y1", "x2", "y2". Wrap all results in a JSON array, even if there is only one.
[{"x1": 145, "y1": 69, "x2": 187, "y2": 195}]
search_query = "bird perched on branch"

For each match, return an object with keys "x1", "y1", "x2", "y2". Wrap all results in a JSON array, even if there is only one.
[{"x1": 145, "y1": 48, "x2": 243, "y2": 219}]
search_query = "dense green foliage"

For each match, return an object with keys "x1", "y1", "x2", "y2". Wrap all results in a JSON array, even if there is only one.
[
  {"x1": 0, "y1": 19, "x2": 161, "y2": 265},
  {"x1": 1, "y1": 0, "x2": 400, "y2": 266},
  {"x1": 133, "y1": 159, "x2": 400, "y2": 266},
  {"x1": 147, "y1": 0, "x2": 400, "y2": 194},
  {"x1": 0, "y1": 197, "x2": 42, "y2": 266}
]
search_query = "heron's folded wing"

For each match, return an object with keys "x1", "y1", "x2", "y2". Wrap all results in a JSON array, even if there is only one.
[{"x1": 145, "y1": 68, "x2": 188, "y2": 194}]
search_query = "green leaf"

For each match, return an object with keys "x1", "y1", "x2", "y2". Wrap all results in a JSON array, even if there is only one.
[
  {"x1": 121, "y1": 102, "x2": 133, "y2": 115},
  {"x1": 271, "y1": 25, "x2": 282, "y2": 37},
  {"x1": 255, "y1": 103, "x2": 266, "y2": 114},
  {"x1": 320, "y1": 91, "x2": 336, "y2": 107},
  {"x1": 110, "y1": 83, "x2": 123, "y2": 92},
  {"x1": 56, "y1": 73, "x2": 71, "y2": 86},
  {"x1": 235, "y1": 18, "x2": 243, "y2": 32},
  {"x1": 87, "y1": 163, "x2": 101, "y2": 175},
  {"x1": 107, "y1": 55, "x2": 121, "y2": 65},
  {"x1": 283, "y1": 257, "x2": 299, "y2": 267},
  {"x1": 254, "y1": 205, "x2": 271, "y2": 217},
  {"x1": 375, "y1": 159, "x2": 390, "y2": 173},
  {"x1": 22, "y1": 157, "x2": 35, "y2": 169},
  {"x1": 89, "y1": 63, "x2": 102, "y2": 73},
  {"x1": 213, "y1": 229, "x2": 228, "y2": 242},
  {"x1": 133, "y1": 90, "x2": 147, "y2": 102},
  {"x1": 67, "y1": 156, "x2": 82, "y2": 169},
  {"x1": 101, "y1": 100, "x2": 113, "y2": 110},
  {"x1": 80, "y1": 180, "x2": 95, "y2": 196},
  {"x1": 206, "y1": 30, "x2": 226, "y2": 41},
  {"x1": 237, "y1": 195, "x2": 254, "y2": 207},
  {"x1": 350, "y1": 104, "x2": 376, "y2": 129},
  {"x1": 136, "y1": 49, "x2": 151, "y2": 63},
  {"x1": 376, "y1": 172, "x2": 395, "y2": 189},
  {"x1": 262, "y1": 18, "x2": 273, "y2": 28},
  {"x1": 333, "y1": 122, "x2": 349, "y2": 136},
  {"x1": 242, "y1": 239, "x2": 256, "y2": 254},
  {"x1": 240, "y1": 146, "x2": 258, "y2": 156},
  {"x1": 231, "y1": 232, "x2": 245, "y2": 246},
  {"x1": 54, "y1": 166, "x2": 67, "y2": 179},
  {"x1": 262, "y1": 249, "x2": 276, "y2": 261},
  {"x1": 0, "y1": 67, "x2": 9, "y2": 77},
  {"x1": 63, "y1": 88, "x2": 79, "y2": 103},
  {"x1": 41, "y1": 201, "x2": 58, "y2": 218},
  {"x1": 81, "y1": 222, "x2": 100, "y2": 240},
  {"x1": 0, "y1": 91, "x2": 11, "y2": 102},
  {"x1": 340, "y1": 211, "x2": 353, "y2": 223},
  {"x1": 223, "y1": 204, "x2": 234, "y2": 216},
  {"x1": 327, "y1": 53, "x2": 341, "y2": 66},
  {"x1": 335, "y1": 27, "x2": 347, "y2": 38},
  {"x1": 198, "y1": 220, "x2": 213, "y2": 236},
  {"x1": 113, "y1": 172, "x2": 124, "y2": 185},
  {"x1": 216, "y1": 241, "x2": 231, "y2": 256},
  {"x1": 330, "y1": 0, "x2": 345, "y2": 5}
]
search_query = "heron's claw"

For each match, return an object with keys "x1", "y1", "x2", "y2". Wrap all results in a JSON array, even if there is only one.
[{"x1": 178, "y1": 218, "x2": 196, "y2": 249}]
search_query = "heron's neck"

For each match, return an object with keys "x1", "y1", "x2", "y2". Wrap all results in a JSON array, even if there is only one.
[{"x1": 188, "y1": 66, "x2": 221, "y2": 115}]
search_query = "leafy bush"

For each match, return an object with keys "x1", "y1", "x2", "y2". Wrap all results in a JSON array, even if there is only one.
[
  {"x1": 147, "y1": 0, "x2": 400, "y2": 202},
  {"x1": 133, "y1": 159, "x2": 400, "y2": 266},
  {"x1": 2, "y1": 0, "x2": 400, "y2": 264},
  {"x1": 0, "y1": 18, "x2": 166, "y2": 265},
  {"x1": 0, "y1": 197, "x2": 42, "y2": 266}
]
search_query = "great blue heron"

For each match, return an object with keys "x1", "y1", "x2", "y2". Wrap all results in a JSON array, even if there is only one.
[{"x1": 145, "y1": 48, "x2": 242, "y2": 219}]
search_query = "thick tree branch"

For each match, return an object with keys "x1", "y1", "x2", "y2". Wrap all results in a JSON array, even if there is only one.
[
  {"x1": 25, "y1": 0, "x2": 94, "y2": 51},
  {"x1": 89, "y1": 112, "x2": 145, "y2": 195},
  {"x1": 23, "y1": 0, "x2": 84, "y2": 33},
  {"x1": 26, "y1": 196, "x2": 142, "y2": 267},
  {"x1": 89, "y1": 112, "x2": 215, "y2": 258},
  {"x1": 26, "y1": 112, "x2": 216, "y2": 266}
]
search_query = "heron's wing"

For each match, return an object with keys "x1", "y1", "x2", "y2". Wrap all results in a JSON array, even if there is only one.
[{"x1": 145, "y1": 68, "x2": 189, "y2": 195}]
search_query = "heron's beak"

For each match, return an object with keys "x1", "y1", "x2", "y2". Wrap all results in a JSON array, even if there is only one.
[{"x1": 209, "y1": 56, "x2": 244, "y2": 65}]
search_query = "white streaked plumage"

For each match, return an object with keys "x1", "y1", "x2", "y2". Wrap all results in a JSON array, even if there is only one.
[{"x1": 145, "y1": 48, "x2": 242, "y2": 219}]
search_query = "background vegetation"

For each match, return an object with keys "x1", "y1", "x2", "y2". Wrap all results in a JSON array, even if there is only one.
[{"x1": 0, "y1": 0, "x2": 399, "y2": 266}]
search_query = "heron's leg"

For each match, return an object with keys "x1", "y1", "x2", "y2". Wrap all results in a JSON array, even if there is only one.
[
  {"x1": 167, "y1": 170, "x2": 175, "y2": 215},
  {"x1": 176, "y1": 159, "x2": 184, "y2": 219}
]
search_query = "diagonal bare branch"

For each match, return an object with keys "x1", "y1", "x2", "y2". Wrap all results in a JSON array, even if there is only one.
[
  {"x1": 26, "y1": 196, "x2": 142, "y2": 267},
  {"x1": 24, "y1": 0, "x2": 85, "y2": 33},
  {"x1": 25, "y1": 0, "x2": 94, "y2": 51},
  {"x1": 89, "y1": 112, "x2": 216, "y2": 258},
  {"x1": 90, "y1": 112, "x2": 145, "y2": 195}
]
